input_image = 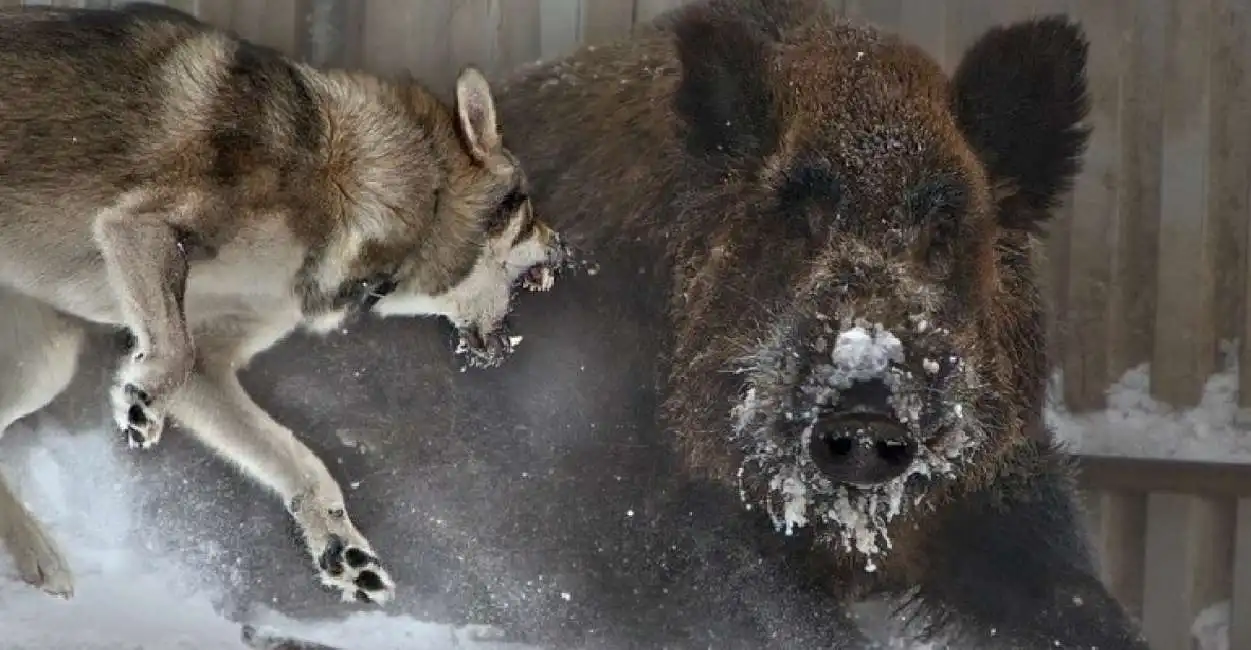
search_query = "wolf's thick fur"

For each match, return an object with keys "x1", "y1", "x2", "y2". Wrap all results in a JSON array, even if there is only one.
[{"x1": 0, "y1": 5, "x2": 564, "y2": 605}]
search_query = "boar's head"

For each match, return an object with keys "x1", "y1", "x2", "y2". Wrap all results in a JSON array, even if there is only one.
[{"x1": 659, "y1": 0, "x2": 1088, "y2": 569}]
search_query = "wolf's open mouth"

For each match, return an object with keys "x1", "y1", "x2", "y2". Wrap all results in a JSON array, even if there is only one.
[{"x1": 519, "y1": 264, "x2": 556, "y2": 292}]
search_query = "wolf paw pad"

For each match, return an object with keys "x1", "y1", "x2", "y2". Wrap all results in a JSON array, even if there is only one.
[
  {"x1": 454, "y1": 326, "x2": 520, "y2": 370},
  {"x1": 316, "y1": 535, "x2": 394, "y2": 605},
  {"x1": 112, "y1": 383, "x2": 166, "y2": 450}
]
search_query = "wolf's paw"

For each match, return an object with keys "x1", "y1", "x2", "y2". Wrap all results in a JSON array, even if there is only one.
[
  {"x1": 454, "y1": 323, "x2": 520, "y2": 370},
  {"x1": 111, "y1": 381, "x2": 167, "y2": 450},
  {"x1": 315, "y1": 534, "x2": 395, "y2": 605},
  {"x1": 6, "y1": 523, "x2": 74, "y2": 599}
]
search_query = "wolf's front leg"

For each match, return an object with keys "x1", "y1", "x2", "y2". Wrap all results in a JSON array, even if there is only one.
[
  {"x1": 93, "y1": 199, "x2": 196, "y2": 450},
  {"x1": 0, "y1": 473, "x2": 74, "y2": 598},
  {"x1": 168, "y1": 364, "x2": 395, "y2": 605},
  {"x1": 903, "y1": 443, "x2": 1149, "y2": 649}
]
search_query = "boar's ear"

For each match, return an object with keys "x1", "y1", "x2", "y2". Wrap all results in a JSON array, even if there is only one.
[
  {"x1": 672, "y1": 10, "x2": 781, "y2": 169},
  {"x1": 950, "y1": 16, "x2": 1090, "y2": 233},
  {"x1": 454, "y1": 66, "x2": 502, "y2": 164}
]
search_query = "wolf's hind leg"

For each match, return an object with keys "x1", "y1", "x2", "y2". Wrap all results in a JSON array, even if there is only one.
[{"x1": 0, "y1": 289, "x2": 85, "y2": 598}]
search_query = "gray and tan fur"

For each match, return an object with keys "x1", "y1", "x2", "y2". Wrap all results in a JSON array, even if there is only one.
[{"x1": 0, "y1": 4, "x2": 566, "y2": 605}]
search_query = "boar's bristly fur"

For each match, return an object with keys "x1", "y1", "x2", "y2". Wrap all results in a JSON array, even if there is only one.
[{"x1": 481, "y1": 0, "x2": 1148, "y2": 647}]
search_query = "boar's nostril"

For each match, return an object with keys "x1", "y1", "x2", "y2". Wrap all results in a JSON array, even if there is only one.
[
  {"x1": 827, "y1": 436, "x2": 854, "y2": 456},
  {"x1": 874, "y1": 439, "x2": 914, "y2": 467},
  {"x1": 808, "y1": 416, "x2": 917, "y2": 487}
]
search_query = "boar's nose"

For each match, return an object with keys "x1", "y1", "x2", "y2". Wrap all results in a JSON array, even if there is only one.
[
  {"x1": 809, "y1": 379, "x2": 917, "y2": 486},
  {"x1": 809, "y1": 417, "x2": 917, "y2": 486}
]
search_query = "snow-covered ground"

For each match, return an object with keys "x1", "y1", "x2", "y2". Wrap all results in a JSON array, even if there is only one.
[
  {"x1": 2, "y1": 341, "x2": 1245, "y2": 648},
  {"x1": 0, "y1": 419, "x2": 534, "y2": 650}
]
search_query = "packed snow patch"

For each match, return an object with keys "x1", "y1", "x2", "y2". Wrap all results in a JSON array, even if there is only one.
[
  {"x1": 1191, "y1": 600, "x2": 1231, "y2": 650},
  {"x1": 1047, "y1": 340, "x2": 1251, "y2": 463}
]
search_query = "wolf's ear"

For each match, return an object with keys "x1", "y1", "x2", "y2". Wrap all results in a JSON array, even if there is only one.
[
  {"x1": 672, "y1": 7, "x2": 781, "y2": 168},
  {"x1": 454, "y1": 66, "x2": 501, "y2": 164},
  {"x1": 950, "y1": 16, "x2": 1090, "y2": 232}
]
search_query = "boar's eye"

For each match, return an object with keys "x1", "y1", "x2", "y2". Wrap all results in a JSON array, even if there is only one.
[
  {"x1": 777, "y1": 163, "x2": 843, "y2": 240},
  {"x1": 908, "y1": 180, "x2": 967, "y2": 256}
]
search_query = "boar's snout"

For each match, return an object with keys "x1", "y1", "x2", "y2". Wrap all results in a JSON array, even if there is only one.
[
  {"x1": 809, "y1": 379, "x2": 918, "y2": 486},
  {"x1": 810, "y1": 420, "x2": 918, "y2": 486}
]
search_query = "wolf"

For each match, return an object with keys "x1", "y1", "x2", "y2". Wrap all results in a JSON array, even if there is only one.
[{"x1": 0, "y1": 4, "x2": 566, "y2": 606}]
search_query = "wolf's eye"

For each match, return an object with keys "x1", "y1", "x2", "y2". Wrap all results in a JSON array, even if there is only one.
[
  {"x1": 486, "y1": 187, "x2": 528, "y2": 232},
  {"x1": 500, "y1": 187, "x2": 529, "y2": 214}
]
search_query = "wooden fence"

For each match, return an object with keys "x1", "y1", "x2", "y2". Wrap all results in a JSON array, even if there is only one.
[
  {"x1": 1081, "y1": 457, "x2": 1250, "y2": 649},
  {"x1": 8, "y1": 1, "x2": 1251, "y2": 649}
]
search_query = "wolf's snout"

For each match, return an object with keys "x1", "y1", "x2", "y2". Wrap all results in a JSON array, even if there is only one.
[{"x1": 809, "y1": 378, "x2": 917, "y2": 486}]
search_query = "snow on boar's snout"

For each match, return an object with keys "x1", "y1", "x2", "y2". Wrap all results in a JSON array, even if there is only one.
[{"x1": 731, "y1": 234, "x2": 994, "y2": 565}]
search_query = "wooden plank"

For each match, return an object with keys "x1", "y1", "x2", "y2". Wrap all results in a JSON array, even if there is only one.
[
  {"x1": 1152, "y1": 0, "x2": 1218, "y2": 408},
  {"x1": 497, "y1": 0, "x2": 543, "y2": 70},
  {"x1": 1078, "y1": 455, "x2": 1251, "y2": 498},
  {"x1": 539, "y1": 0, "x2": 581, "y2": 61},
  {"x1": 941, "y1": 0, "x2": 1023, "y2": 72},
  {"x1": 193, "y1": 0, "x2": 235, "y2": 30},
  {"x1": 164, "y1": 0, "x2": 195, "y2": 15},
  {"x1": 1211, "y1": 0, "x2": 1251, "y2": 361},
  {"x1": 897, "y1": 0, "x2": 946, "y2": 64},
  {"x1": 230, "y1": 0, "x2": 298, "y2": 56},
  {"x1": 1031, "y1": 0, "x2": 1077, "y2": 375},
  {"x1": 1140, "y1": 493, "x2": 1222, "y2": 650},
  {"x1": 295, "y1": 0, "x2": 365, "y2": 68},
  {"x1": 843, "y1": 0, "x2": 901, "y2": 32},
  {"x1": 448, "y1": 0, "x2": 503, "y2": 79},
  {"x1": 1082, "y1": 490, "x2": 1147, "y2": 618},
  {"x1": 1219, "y1": 0, "x2": 1251, "y2": 414},
  {"x1": 633, "y1": 0, "x2": 684, "y2": 25},
  {"x1": 1232, "y1": 498, "x2": 1251, "y2": 650},
  {"x1": 360, "y1": 0, "x2": 454, "y2": 88},
  {"x1": 579, "y1": 0, "x2": 633, "y2": 46},
  {"x1": 407, "y1": 0, "x2": 455, "y2": 90},
  {"x1": 1105, "y1": 0, "x2": 1165, "y2": 381},
  {"x1": 1059, "y1": 1, "x2": 1126, "y2": 413}
]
